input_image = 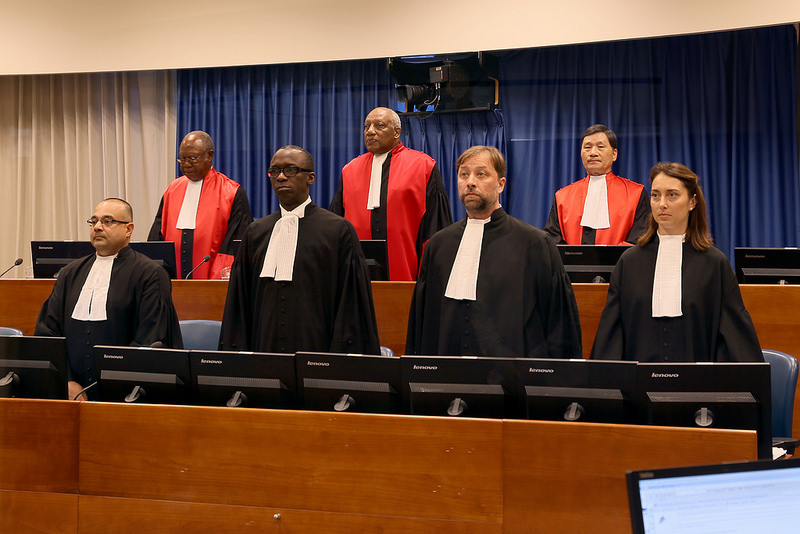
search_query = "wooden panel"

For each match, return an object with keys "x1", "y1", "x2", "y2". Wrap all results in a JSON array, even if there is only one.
[
  {"x1": 371, "y1": 281, "x2": 414, "y2": 355},
  {"x1": 571, "y1": 284, "x2": 610, "y2": 358},
  {"x1": 171, "y1": 280, "x2": 227, "y2": 321},
  {"x1": 79, "y1": 403, "x2": 503, "y2": 523},
  {"x1": 0, "y1": 279, "x2": 54, "y2": 335},
  {"x1": 0, "y1": 490, "x2": 77, "y2": 534},
  {"x1": 0, "y1": 398, "x2": 79, "y2": 493},
  {"x1": 78, "y1": 495, "x2": 500, "y2": 534},
  {"x1": 502, "y1": 420, "x2": 758, "y2": 534}
]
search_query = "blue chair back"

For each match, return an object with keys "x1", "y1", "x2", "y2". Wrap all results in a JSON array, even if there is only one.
[
  {"x1": 179, "y1": 320, "x2": 222, "y2": 351},
  {"x1": 762, "y1": 349, "x2": 799, "y2": 437},
  {"x1": 0, "y1": 326, "x2": 23, "y2": 336}
]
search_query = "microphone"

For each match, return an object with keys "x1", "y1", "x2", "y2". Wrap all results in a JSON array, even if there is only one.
[
  {"x1": 184, "y1": 255, "x2": 211, "y2": 280},
  {"x1": 0, "y1": 258, "x2": 23, "y2": 278}
]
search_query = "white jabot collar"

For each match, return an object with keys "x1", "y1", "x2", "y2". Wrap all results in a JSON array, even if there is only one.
[
  {"x1": 445, "y1": 216, "x2": 492, "y2": 301},
  {"x1": 176, "y1": 178, "x2": 204, "y2": 230},
  {"x1": 580, "y1": 174, "x2": 611, "y2": 229},
  {"x1": 71, "y1": 253, "x2": 118, "y2": 321},
  {"x1": 652, "y1": 233, "x2": 685, "y2": 317},
  {"x1": 260, "y1": 196, "x2": 312, "y2": 281},
  {"x1": 367, "y1": 151, "x2": 388, "y2": 210}
]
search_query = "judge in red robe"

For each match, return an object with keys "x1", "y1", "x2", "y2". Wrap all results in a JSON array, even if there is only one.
[
  {"x1": 544, "y1": 124, "x2": 649, "y2": 245},
  {"x1": 330, "y1": 107, "x2": 452, "y2": 281},
  {"x1": 149, "y1": 131, "x2": 253, "y2": 279}
]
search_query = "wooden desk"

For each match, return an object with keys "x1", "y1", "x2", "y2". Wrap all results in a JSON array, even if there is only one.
[
  {"x1": 0, "y1": 399, "x2": 759, "y2": 533},
  {"x1": 2, "y1": 279, "x2": 799, "y2": 438},
  {"x1": 0, "y1": 398, "x2": 79, "y2": 533}
]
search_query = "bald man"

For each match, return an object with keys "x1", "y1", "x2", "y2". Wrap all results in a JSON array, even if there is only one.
[{"x1": 330, "y1": 107, "x2": 452, "y2": 280}]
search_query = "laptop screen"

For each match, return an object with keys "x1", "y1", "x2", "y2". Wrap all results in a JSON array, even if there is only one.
[{"x1": 627, "y1": 458, "x2": 800, "y2": 533}]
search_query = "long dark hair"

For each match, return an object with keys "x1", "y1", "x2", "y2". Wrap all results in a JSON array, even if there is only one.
[{"x1": 637, "y1": 162, "x2": 713, "y2": 251}]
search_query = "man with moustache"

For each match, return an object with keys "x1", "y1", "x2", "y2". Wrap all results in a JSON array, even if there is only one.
[
  {"x1": 220, "y1": 145, "x2": 380, "y2": 354},
  {"x1": 545, "y1": 124, "x2": 648, "y2": 245},
  {"x1": 36, "y1": 198, "x2": 183, "y2": 400},
  {"x1": 330, "y1": 107, "x2": 452, "y2": 280},
  {"x1": 406, "y1": 146, "x2": 582, "y2": 358},
  {"x1": 149, "y1": 131, "x2": 253, "y2": 279}
]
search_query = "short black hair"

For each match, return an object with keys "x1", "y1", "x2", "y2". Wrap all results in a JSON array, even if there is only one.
[{"x1": 580, "y1": 124, "x2": 617, "y2": 150}]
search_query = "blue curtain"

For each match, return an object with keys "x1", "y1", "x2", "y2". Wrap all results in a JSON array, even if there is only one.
[
  {"x1": 500, "y1": 24, "x2": 799, "y2": 258},
  {"x1": 177, "y1": 59, "x2": 395, "y2": 217},
  {"x1": 177, "y1": 24, "x2": 798, "y2": 259}
]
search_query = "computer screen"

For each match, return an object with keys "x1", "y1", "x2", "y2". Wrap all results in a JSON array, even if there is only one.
[
  {"x1": 31, "y1": 240, "x2": 177, "y2": 279},
  {"x1": 191, "y1": 350, "x2": 297, "y2": 409},
  {"x1": 401, "y1": 355, "x2": 517, "y2": 418},
  {"x1": 516, "y1": 358, "x2": 637, "y2": 423},
  {"x1": 557, "y1": 244, "x2": 630, "y2": 283},
  {"x1": 296, "y1": 352, "x2": 401, "y2": 414},
  {"x1": 94, "y1": 345, "x2": 192, "y2": 405},
  {"x1": 627, "y1": 457, "x2": 800, "y2": 534},
  {"x1": 635, "y1": 362, "x2": 772, "y2": 459},
  {"x1": 0, "y1": 335, "x2": 68, "y2": 400},
  {"x1": 734, "y1": 247, "x2": 800, "y2": 284},
  {"x1": 359, "y1": 239, "x2": 389, "y2": 281}
]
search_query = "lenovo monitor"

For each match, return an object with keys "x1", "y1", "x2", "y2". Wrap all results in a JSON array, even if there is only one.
[
  {"x1": 557, "y1": 244, "x2": 630, "y2": 283},
  {"x1": 627, "y1": 457, "x2": 800, "y2": 534},
  {"x1": 517, "y1": 358, "x2": 637, "y2": 423},
  {"x1": 734, "y1": 247, "x2": 800, "y2": 284},
  {"x1": 401, "y1": 355, "x2": 516, "y2": 418},
  {"x1": 0, "y1": 335, "x2": 68, "y2": 400},
  {"x1": 296, "y1": 352, "x2": 401, "y2": 414},
  {"x1": 191, "y1": 350, "x2": 297, "y2": 409},
  {"x1": 94, "y1": 345, "x2": 192, "y2": 405},
  {"x1": 635, "y1": 362, "x2": 772, "y2": 459},
  {"x1": 31, "y1": 240, "x2": 177, "y2": 279}
]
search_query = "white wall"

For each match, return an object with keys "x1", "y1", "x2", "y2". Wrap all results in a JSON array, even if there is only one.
[{"x1": 3, "y1": 0, "x2": 799, "y2": 74}]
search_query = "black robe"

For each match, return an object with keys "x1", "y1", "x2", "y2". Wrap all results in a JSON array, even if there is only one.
[
  {"x1": 35, "y1": 246, "x2": 183, "y2": 390},
  {"x1": 406, "y1": 208, "x2": 582, "y2": 358},
  {"x1": 590, "y1": 237, "x2": 763, "y2": 362},
  {"x1": 219, "y1": 202, "x2": 381, "y2": 355}
]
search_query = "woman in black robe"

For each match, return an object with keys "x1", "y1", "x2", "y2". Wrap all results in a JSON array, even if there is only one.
[{"x1": 591, "y1": 162, "x2": 762, "y2": 362}]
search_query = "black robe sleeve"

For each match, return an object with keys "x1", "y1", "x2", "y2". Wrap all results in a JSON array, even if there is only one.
[
  {"x1": 219, "y1": 186, "x2": 255, "y2": 256},
  {"x1": 715, "y1": 262, "x2": 763, "y2": 362},
  {"x1": 536, "y1": 236, "x2": 583, "y2": 358},
  {"x1": 328, "y1": 178, "x2": 345, "y2": 216},
  {"x1": 415, "y1": 164, "x2": 453, "y2": 257},
  {"x1": 625, "y1": 187, "x2": 651, "y2": 244},
  {"x1": 590, "y1": 259, "x2": 626, "y2": 360},
  {"x1": 219, "y1": 223, "x2": 257, "y2": 351},
  {"x1": 330, "y1": 220, "x2": 381, "y2": 355},
  {"x1": 543, "y1": 197, "x2": 565, "y2": 244},
  {"x1": 147, "y1": 196, "x2": 166, "y2": 241}
]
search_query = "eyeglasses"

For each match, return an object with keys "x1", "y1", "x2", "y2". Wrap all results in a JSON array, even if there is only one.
[
  {"x1": 176, "y1": 151, "x2": 209, "y2": 164},
  {"x1": 267, "y1": 166, "x2": 313, "y2": 178},
  {"x1": 87, "y1": 216, "x2": 130, "y2": 227}
]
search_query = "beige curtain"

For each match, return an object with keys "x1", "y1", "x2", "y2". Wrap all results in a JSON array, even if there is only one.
[{"x1": 0, "y1": 70, "x2": 176, "y2": 278}]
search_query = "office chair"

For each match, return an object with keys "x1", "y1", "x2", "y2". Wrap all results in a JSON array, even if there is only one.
[
  {"x1": 179, "y1": 320, "x2": 222, "y2": 351},
  {"x1": 0, "y1": 326, "x2": 24, "y2": 336},
  {"x1": 762, "y1": 349, "x2": 799, "y2": 453}
]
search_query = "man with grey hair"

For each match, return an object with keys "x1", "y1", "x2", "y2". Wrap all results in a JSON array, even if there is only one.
[
  {"x1": 407, "y1": 146, "x2": 581, "y2": 358},
  {"x1": 330, "y1": 107, "x2": 452, "y2": 281},
  {"x1": 149, "y1": 130, "x2": 253, "y2": 279}
]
